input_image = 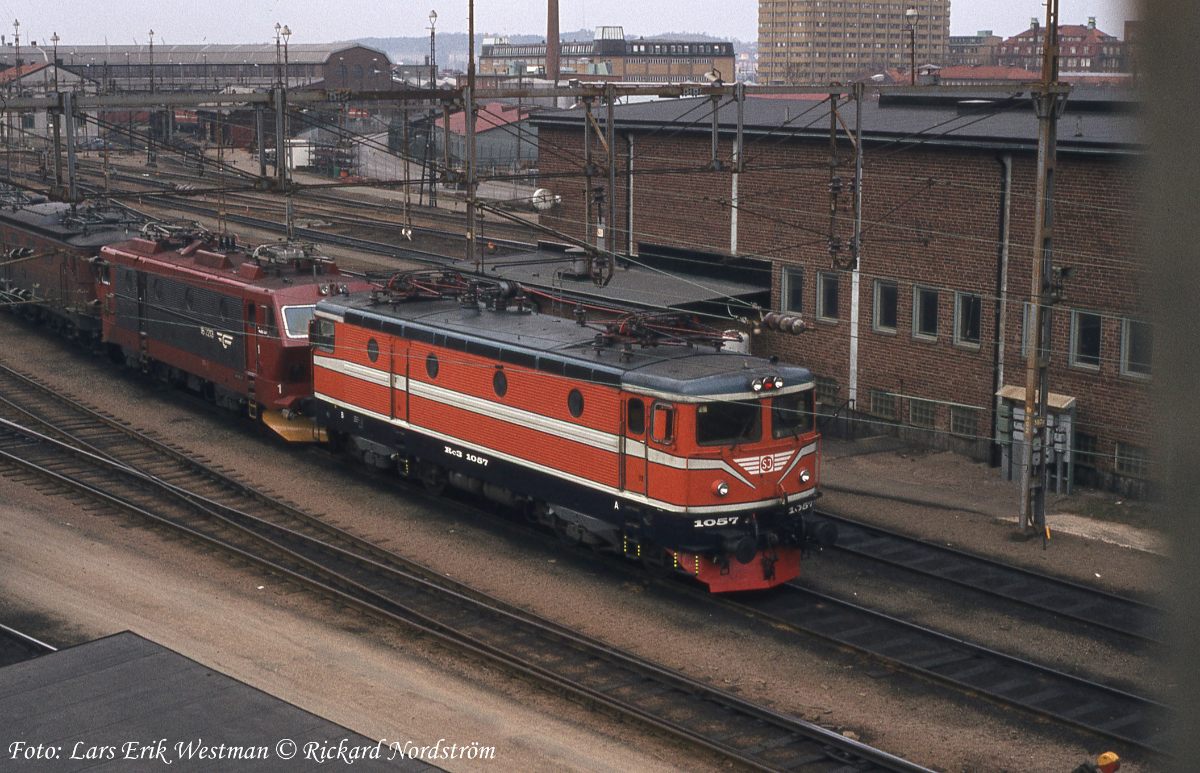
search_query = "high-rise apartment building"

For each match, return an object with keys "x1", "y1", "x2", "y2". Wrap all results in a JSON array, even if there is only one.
[{"x1": 758, "y1": 0, "x2": 950, "y2": 84}]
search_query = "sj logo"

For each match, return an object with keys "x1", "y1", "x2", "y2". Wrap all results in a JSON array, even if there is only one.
[{"x1": 734, "y1": 451, "x2": 794, "y2": 476}]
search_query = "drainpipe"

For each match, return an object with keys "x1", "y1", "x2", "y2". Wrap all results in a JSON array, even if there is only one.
[{"x1": 991, "y1": 152, "x2": 1013, "y2": 465}]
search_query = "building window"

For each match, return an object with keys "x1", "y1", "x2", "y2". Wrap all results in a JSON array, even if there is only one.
[
  {"x1": 950, "y1": 406, "x2": 978, "y2": 438},
  {"x1": 1120, "y1": 319, "x2": 1152, "y2": 378},
  {"x1": 954, "y1": 292, "x2": 982, "y2": 348},
  {"x1": 781, "y1": 266, "x2": 803, "y2": 313},
  {"x1": 1069, "y1": 310, "x2": 1102, "y2": 370},
  {"x1": 909, "y1": 398, "x2": 936, "y2": 428},
  {"x1": 817, "y1": 271, "x2": 839, "y2": 321},
  {"x1": 869, "y1": 390, "x2": 896, "y2": 420},
  {"x1": 873, "y1": 279, "x2": 897, "y2": 333},
  {"x1": 1115, "y1": 441, "x2": 1150, "y2": 479},
  {"x1": 815, "y1": 376, "x2": 839, "y2": 406},
  {"x1": 913, "y1": 286, "x2": 938, "y2": 340}
]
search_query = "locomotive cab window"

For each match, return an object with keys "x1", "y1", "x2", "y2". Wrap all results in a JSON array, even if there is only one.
[
  {"x1": 696, "y1": 400, "x2": 761, "y2": 446},
  {"x1": 627, "y1": 398, "x2": 645, "y2": 435},
  {"x1": 310, "y1": 317, "x2": 336, "y2": 353},
  {"x1": 772, "y1": 390, "x2": 816, "y2": 438},
  {"x1": 651, "y1": 403, "x2": 674, "y2": 444},
  {"x1": 281, "y1": 305, "x2": 316, "y2": 340}
]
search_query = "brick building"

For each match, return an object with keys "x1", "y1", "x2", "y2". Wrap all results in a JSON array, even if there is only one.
[
  {"x1": 531, "y1": 91, "x2": 1147, "y2": 491},
  {"x1": 947, "y1": 30, "x2": 1001, "y2": 67},
  {"x1": 998, "y1": 18, "x2": 1125, "y2": 73},
  {"x1": 479, "y1": 27, "x2": 735, "y2": 84}
]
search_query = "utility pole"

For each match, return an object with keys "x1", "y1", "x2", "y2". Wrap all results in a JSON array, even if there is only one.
[
  {"x1": 465, "y1": 0, "x2": 477, "y2": 268},
  {"x1": 1019, "y1": 0, "x2": 1064, "y2": 534}
]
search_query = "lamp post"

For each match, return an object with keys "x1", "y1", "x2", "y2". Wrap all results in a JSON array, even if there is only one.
[
  {"x1": 905, "y1": 7, "x2": 917, "y2": 85},
  {"x1": 50, "y1": 32, "x2": 61, "y2": 194},
  {"x1": 274, "y1": 22, "x2": 282, "y2": 88},
  {"x1": 50, "y1": 32, "x2": 58, "y2": 88},
  {"x1": 148, "y1": 29, "x2": 154, "y2": 92},
  {"x1": 281, "y1": 25, "x2": 291, "y2": 87},
  {"x1": 147, "y1": 29, "x2": 157, "y2": 166},
  {"x1": 428, "y1": 10, "x2": 437, "y2": 88}
]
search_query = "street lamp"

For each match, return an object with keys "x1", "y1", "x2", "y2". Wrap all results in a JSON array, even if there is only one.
[
  {"x1": 281, "y1": 25, "x2": 291, "y2": 86},
  {"x1": 148, "y1": 28, "x2": 154, "y2": 92},
  {"x1": 50, "y1": 32, "x2": 58, "y2": 89},
  {"x1": 428, "y1": 10, "x2": 437, "y2": 88},
  {"x1": 905, "y1": 7, "x2": 917, "y2": 85}
]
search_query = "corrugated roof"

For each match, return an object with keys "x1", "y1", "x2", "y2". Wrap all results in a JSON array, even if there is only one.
[
  {"x1": 0, "y1": 632, "x2": 430, "y2": 771},
  {"x1": 531, "y1": 89, "x2": 1141, "y2": 154},
  {"x1": 0, "y1": 43, "x2": 386, "y2": 67}
]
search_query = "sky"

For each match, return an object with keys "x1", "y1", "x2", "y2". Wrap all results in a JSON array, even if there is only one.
[{"x1": 1, "y1": 1, "x2": 1138, "y2": 48}]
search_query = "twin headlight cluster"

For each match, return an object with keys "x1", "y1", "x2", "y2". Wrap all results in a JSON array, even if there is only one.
[{"x1": 712, "y1": 468, "x2": 812, "y2": 497}]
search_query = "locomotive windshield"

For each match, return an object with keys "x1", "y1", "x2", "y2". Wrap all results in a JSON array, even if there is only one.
[
  {"x1": 281, "y1": 305, "x2": 315, "y2": 339},
  {"x1": 696, "y1": 400, "x2": 761, "y2": 446},
  {"x1": 772, "y1": 390, "x2": 816, "y2": 438}
]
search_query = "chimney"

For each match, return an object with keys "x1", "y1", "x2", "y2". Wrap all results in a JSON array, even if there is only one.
[
  {"x1": 1030, "y1": 17, "x2": 1040, "y2": 30},
  {"x1": 546, "y1": 0, "x2": 560, "y2": 83},
  {"x1": 1088, "y1": 16, "x2": 1096, "y2": 30}
]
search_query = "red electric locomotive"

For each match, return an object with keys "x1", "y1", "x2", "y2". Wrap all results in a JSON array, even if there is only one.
[
  {"x1": 96, "y1": 224, "x2": 375, "y2": 441},
  {"x1": 310, "y1": 272, "x2": 829, "y2": 592},
  {"x1": 0, "y1": 189, "x2": 141, "y2": 341}
]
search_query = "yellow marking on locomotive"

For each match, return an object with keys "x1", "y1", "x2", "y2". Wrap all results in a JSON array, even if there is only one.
[{"x1": 261, "y1": 410, "x2": 329, "y2": 443}]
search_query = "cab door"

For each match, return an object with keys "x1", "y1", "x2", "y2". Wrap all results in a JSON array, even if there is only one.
[
  {"x1": 645, "y1": 402, "x2": 676, "y2": 503},
  {"x1": 621, "y1": 396, "x2": 647, "y2": 495},
  {"x1": 244, "y1": 301, "x2": 260, "y2": 376}
]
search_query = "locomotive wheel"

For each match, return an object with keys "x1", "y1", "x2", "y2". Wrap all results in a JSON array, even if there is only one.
[
  {"x1": 553, "y1": 517, "x2": 583, "y2": 547},
  {"x1": 417, "y1": 461, "x2": 447, "y2": 496}
]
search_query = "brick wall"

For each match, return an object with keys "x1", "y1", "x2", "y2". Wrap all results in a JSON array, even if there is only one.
[{"x1": 536, "y1": 119, "x2": 1148, "y2": 489}]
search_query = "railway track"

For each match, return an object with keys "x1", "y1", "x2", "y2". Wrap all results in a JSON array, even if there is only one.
[
  {"x1": 0, "y1": 363, "x2": 928, "y2": 773},
  {"x1": 813, "y1": 511, "x2": 1163, "y2": 643},
  {"x1": 726, "y1": 582, "x2": 1168, "y2": 754}
]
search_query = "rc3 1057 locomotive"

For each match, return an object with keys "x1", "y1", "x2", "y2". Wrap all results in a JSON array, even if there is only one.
[{"x1": 311, "y1": 271, "x2": 830, "y2": 592}]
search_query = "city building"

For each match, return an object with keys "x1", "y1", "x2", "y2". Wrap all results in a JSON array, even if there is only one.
[
  {"x1": 757, "y1": 0, "x2": 950, "y2": 84},
  {"x1": 531, "y1": 89, "x2": 1147, "y2": 493},
  {"x1": 947, "y1": 30, "x2": 1001, "y2": 67},
  {"x1": 997, "y1": 18, "x2": 1125, "y2": 73},
  {"x1": 480, "y1": 26, "x2": 735, "y2": 83}
]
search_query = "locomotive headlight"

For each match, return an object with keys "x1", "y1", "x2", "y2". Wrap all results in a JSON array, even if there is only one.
[
  {"x1": 712, "y1": 480, "x2": 730, "y2": 497},
  {"x1": 773, "y1": 376, "x2": 785, "y2": 389},
  {"x1": 799, "y1": 469, "x2": 812, "y2": 484},
  {"x1": 751, "y1": 378, "x2": 764, "y2": 392}
]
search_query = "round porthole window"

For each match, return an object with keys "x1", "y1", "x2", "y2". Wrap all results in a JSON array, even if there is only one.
[
  {"x1": 425, "y1": 352, "x2": 439, "y2": 378},
  {"x1": 567, "y1": 388, "x2": 584, "y2": 418},
  {"x1": 493, "y1": 369, "x2": 508, "y2": 397},
  {"x1": 367, "y1": 338, "x2": 379, "y2": 363}
]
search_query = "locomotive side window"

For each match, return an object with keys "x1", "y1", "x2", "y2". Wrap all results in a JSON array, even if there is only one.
[
  {"x1": 426, "y1": 352, "x2": 440, "y2": 378},
  {"x1": 567, "y1": 388, "x2": 584, "y2": 418},
  {"x1": 696, "y1": 400, "x2": 761, "y2": 446},
  {"x1": 310, "y1": 317, "x2": 336, "y2": 353},
  {"x1": 772, "y1": 391, "x2": 816, "y2": 438},
  {"x1": 493, "y1": 369, "x2": 508, "y2": 397},
  {"x1": 367, "y1": 338, "x2": 380, "y2": 363},
  {"x1": 651, "y1": 404, "x2": 674, "y2": 444},
  {"x1": 627, "y1": 398, "x2": 645, "y2": 435}
]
